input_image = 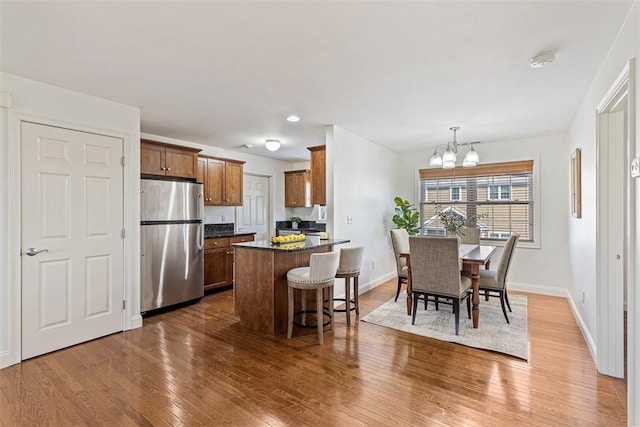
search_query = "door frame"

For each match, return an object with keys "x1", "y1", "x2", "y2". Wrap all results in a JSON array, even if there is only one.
[
  {"x1": 5, "y1": 113, "x2": 138, "y2": 367},
  {"x1": 595, "y1": 59, "x2": 636, "y2": 405},
  {"x1": 236, "y1": 171, "x2": 275, "y2": 239}
]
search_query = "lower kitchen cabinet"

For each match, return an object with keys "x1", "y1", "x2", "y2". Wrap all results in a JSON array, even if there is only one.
[{"x1": 204, "y1": 235, "x2": 255, "y2": 292}]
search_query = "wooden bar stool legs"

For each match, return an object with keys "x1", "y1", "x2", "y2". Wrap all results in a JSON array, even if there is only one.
[
  {"x1": 286, "y1": 251, "x2": 340, "y2": 345},
  {"x1": 334, "y1": 247, "x2": 364, "y2": 326}
]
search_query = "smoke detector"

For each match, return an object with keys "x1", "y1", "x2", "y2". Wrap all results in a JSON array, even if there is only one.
[{"x1": 530, "y1": 52, "x2": 556, "y2": 68}]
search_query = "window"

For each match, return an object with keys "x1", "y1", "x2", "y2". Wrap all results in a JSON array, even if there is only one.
[
  {"x1": 488, "y1": 185, "x2": 511, "y2": 200},
  {"x1": 419, "y1": 161, "x2": 534, "y2": 242},
  {"x1": 450, "y1": 187, "x2": 461, "y2": 201}
]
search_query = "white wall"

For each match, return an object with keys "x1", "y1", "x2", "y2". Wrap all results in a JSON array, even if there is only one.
[
  {"x1": 0, "y1": 96, "x2": 11, "y2": 359},
  {"x1": 397, "y1": 134, "x2": 572, "y2": 295},
  {"x1": 568, "y1": 2, "x2": 639, "y2": 423},
  {"x1": 328, "y1": 125, "x2": 400, "y2": 299},
  {"x1": 0, "y1": 73, "x2": 141, "y2": 368}
]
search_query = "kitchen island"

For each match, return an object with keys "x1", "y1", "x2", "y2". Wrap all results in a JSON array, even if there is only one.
[{"x1": 233, "y1": 237, "x2": 350, "y2": 336}]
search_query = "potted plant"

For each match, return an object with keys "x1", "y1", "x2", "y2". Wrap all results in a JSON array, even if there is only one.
[
  {"x1": 289, "y1": 216, "x2": 302, "y2": 229},
  {"x1": 392, "y1": 197, "x2": 420, "y2": 235},
  {"x1": 435, "y1": 205, "x2": 483, "y2": 237}
]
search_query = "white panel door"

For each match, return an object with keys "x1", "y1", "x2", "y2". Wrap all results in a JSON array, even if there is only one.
[
  {"x1": 21, "y1": 122, "x2": 124, "y2": 359},
  {"x1": 236, "y1": 175, "x2": 269, "y2": 241}
]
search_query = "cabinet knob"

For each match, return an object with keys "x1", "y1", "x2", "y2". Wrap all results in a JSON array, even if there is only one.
[{"x1": 166, "y1": 167, "x2": 171, "y2": 171}]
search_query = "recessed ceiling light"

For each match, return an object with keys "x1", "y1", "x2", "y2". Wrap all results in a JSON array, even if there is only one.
[
  {"x1": 286, "y1": 115, "x2": 300, "y2": 122},
  {"x1": 530, "y1": 52, "x2": 556, "y2": 68}
]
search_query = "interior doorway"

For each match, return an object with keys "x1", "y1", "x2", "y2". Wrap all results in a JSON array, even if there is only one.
[
  {"x1": 236, "y1": 174, "x2": 270, "y2": 241},
  {"x1": 595, "y1": 60, "x2": 635, "y2": 411}
]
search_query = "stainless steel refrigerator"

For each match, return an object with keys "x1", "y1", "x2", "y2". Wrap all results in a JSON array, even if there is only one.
[{"x1": 140, "y1": 179, "x2": 204, "y2": 312}]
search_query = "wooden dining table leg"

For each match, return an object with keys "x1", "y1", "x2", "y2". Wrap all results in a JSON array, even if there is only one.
[
  {"x1": 401, "y1": 254, "x2": 413, "y2": 316},
  {"x1": 470, "y1": 264, "x2": 480, "y2": 328},
  {"x1": 406, "y1": 267, "x2": 412, "y2": 316}
]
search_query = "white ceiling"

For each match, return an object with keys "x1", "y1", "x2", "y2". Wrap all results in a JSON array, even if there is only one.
[{"x1": 0, "y1": 1, "x2": 633, "y2": 161}]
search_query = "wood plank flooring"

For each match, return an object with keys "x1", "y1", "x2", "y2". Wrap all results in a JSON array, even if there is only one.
[{"x1": 0, "y1": 279, "x2": 627, "y2": 426}]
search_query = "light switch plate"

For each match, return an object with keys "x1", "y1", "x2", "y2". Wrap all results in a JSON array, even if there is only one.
[{"x1": 632, "y1": 157, "x2": 640, "y2": 178}]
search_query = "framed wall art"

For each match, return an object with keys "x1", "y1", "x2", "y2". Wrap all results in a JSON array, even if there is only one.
[{"x1": 571, "y1": 148, "x2": 582, "y2": 218}]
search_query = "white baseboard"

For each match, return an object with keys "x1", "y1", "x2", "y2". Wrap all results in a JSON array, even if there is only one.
[
  {"x1": 508, "y1": 281, "x2": 567, "y2": 297},
  {"x1": 333, "y1": 271, "x2": 396, "y2": 301},
  {"x1": 0, "y1": 350, "x2": 20, "y2": 370},
  {"x1": 360, "y1": 271, "x2": 396, "y2": 294},
  {"x1": 566, "y1": 291, "x2": 597, "y2": 363},
  {"x1": 129, "y1": 315, "x2": 143, "y2": 330}
]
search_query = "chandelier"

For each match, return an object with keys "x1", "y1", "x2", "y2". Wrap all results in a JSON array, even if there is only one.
[{"x1": 429, "y1": 127, "x2": 480, "y2": 168}]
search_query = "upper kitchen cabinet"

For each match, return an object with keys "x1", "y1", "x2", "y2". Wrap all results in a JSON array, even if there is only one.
[
  {"x1": 308, "y1": 145, "x2": 326, "y2": 206},
  {"x1": 141, "y1": 139, "x2": 201, "y2": 179},
  {"x1": 284, "y1": 169, "x2": 312, "y2": 207},
  {"x1": 198, "y1": 155, "x2": 245, "y2": 206}
]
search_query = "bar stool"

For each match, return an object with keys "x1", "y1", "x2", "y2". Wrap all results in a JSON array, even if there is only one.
[
  {"x1": 287, "y1": 251, "x2": 340, "y2": 344},
  {"x1": 333, "y1": 247, "x2": 364, "y2": 326}
]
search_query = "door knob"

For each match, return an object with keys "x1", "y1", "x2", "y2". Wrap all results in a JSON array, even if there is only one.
[{"x1": 25, "y1": 247, "x2": 49, "y2": 256}]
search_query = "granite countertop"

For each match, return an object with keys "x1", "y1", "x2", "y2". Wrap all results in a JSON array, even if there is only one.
[
  {"x1": 204, "y1": 223, "x2": 255, "y2": 239},
  {"x1": 205, "y1": 231, "x2": 255, "y2": 239},
  {"x1": 277, "y1": 227, "x2": 326, "y2": 232},
  {"x1": 233, "y1": 237, "x2": 350, "y2": 252},
  {"x1": 275, "y1": 220, "x2": 326, "y2": 233}
]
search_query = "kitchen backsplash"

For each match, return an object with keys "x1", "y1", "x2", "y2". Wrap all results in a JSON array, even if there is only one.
[
  {"x1": 205, "y1": 223, "x2": 234, "y2": 234},
  {"x1": 204, "y1": 205, "x2": 235, "y2": 224},
  {"x1": 275, "y1": 220, "x2": 326, "y2": 231}
]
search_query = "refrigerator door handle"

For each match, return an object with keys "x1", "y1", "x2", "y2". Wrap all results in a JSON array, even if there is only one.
[{"x1": 197, "y1": 223, "x2": 204, "y2": 250}]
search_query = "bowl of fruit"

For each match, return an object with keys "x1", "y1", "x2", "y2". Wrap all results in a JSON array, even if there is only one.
[{"x1": 271, "y1": 234, "x2": 306, "y2": 245}]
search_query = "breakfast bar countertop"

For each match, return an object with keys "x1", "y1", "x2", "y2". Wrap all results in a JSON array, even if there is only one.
[
  {"x1": 233, "y1": 237, "x2": 349, "y2": 252},
  {"x1": 234, "y1": 236, "x2": 350, "y2": 336}
]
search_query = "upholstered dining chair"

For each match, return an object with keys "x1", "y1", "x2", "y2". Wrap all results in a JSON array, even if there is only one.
[
  {"x1": 477, "y1": 233, "x2": 519, "y2": 323},
  {"x1": 287, "y1": 251, "x2": 340, "y2": 344},
  {"x1": 390, "y1": 228, "x2": 410, "y2": 301},
  {"x1": 458, "y1": 226, "x2": 480, "y2": 245},
  {"x1": 409, "y1": 236, "x2": 472, "y2": 335}
]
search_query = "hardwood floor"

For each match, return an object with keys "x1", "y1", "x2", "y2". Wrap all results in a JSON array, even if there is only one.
[{"x1": 1, "y1": 279, "x2": 626, "y2": 426}]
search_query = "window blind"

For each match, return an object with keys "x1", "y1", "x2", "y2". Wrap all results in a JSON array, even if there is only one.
[{"x1": 419, "y1": 161, "x2": 534, "y2": 241}]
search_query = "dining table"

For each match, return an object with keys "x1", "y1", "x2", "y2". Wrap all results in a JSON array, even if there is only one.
[{"x1": 400, "y1": 243, "x2": 496, "y2": 328}]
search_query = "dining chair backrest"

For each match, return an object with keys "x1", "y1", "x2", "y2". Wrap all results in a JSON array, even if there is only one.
[
  {"x1": 458, "y1": 227, "x2": 480, "y2": 245},
  {"x1": 409, "y1": 236, "x2": 466, "y2": 298},
  {"x1": 497, "y1": 233, "x2": 519, "y2": 287},
  {"x1": 390, "y1": 228, "x2": 410, "y2": 275}
]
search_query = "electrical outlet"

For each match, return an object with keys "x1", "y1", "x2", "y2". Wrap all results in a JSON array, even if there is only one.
[
  {"x1": 347, "y1": 215, "x2": 353, "y2": 224},
  {"x1": 371, "y1": 261, "x2": 375, "y2": 270},
  {"x1": 582, "y1": 290, "x2": 585, "y2": 304}
]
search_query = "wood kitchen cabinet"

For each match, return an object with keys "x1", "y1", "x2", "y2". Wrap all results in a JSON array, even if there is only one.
[
  {"x1": 204, "y1": 234, "x2": 255, "y2": 292},
  {"x1": 308, "y1": 145, "x2": 326, "y2": 206},
  {"x1": 140, "y1": 139, "x2": 200, "y2": 179},
  {"x1": 284, "y1": 170, "x2": 312, "y2": 207},
  {"x1": 197, "y1": 155, "x2": 245, "y2": 206}
]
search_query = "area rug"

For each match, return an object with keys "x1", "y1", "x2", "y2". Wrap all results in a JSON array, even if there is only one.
[{"x1": 362, "y1": 294, "x2": 528, "y2": 360}]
